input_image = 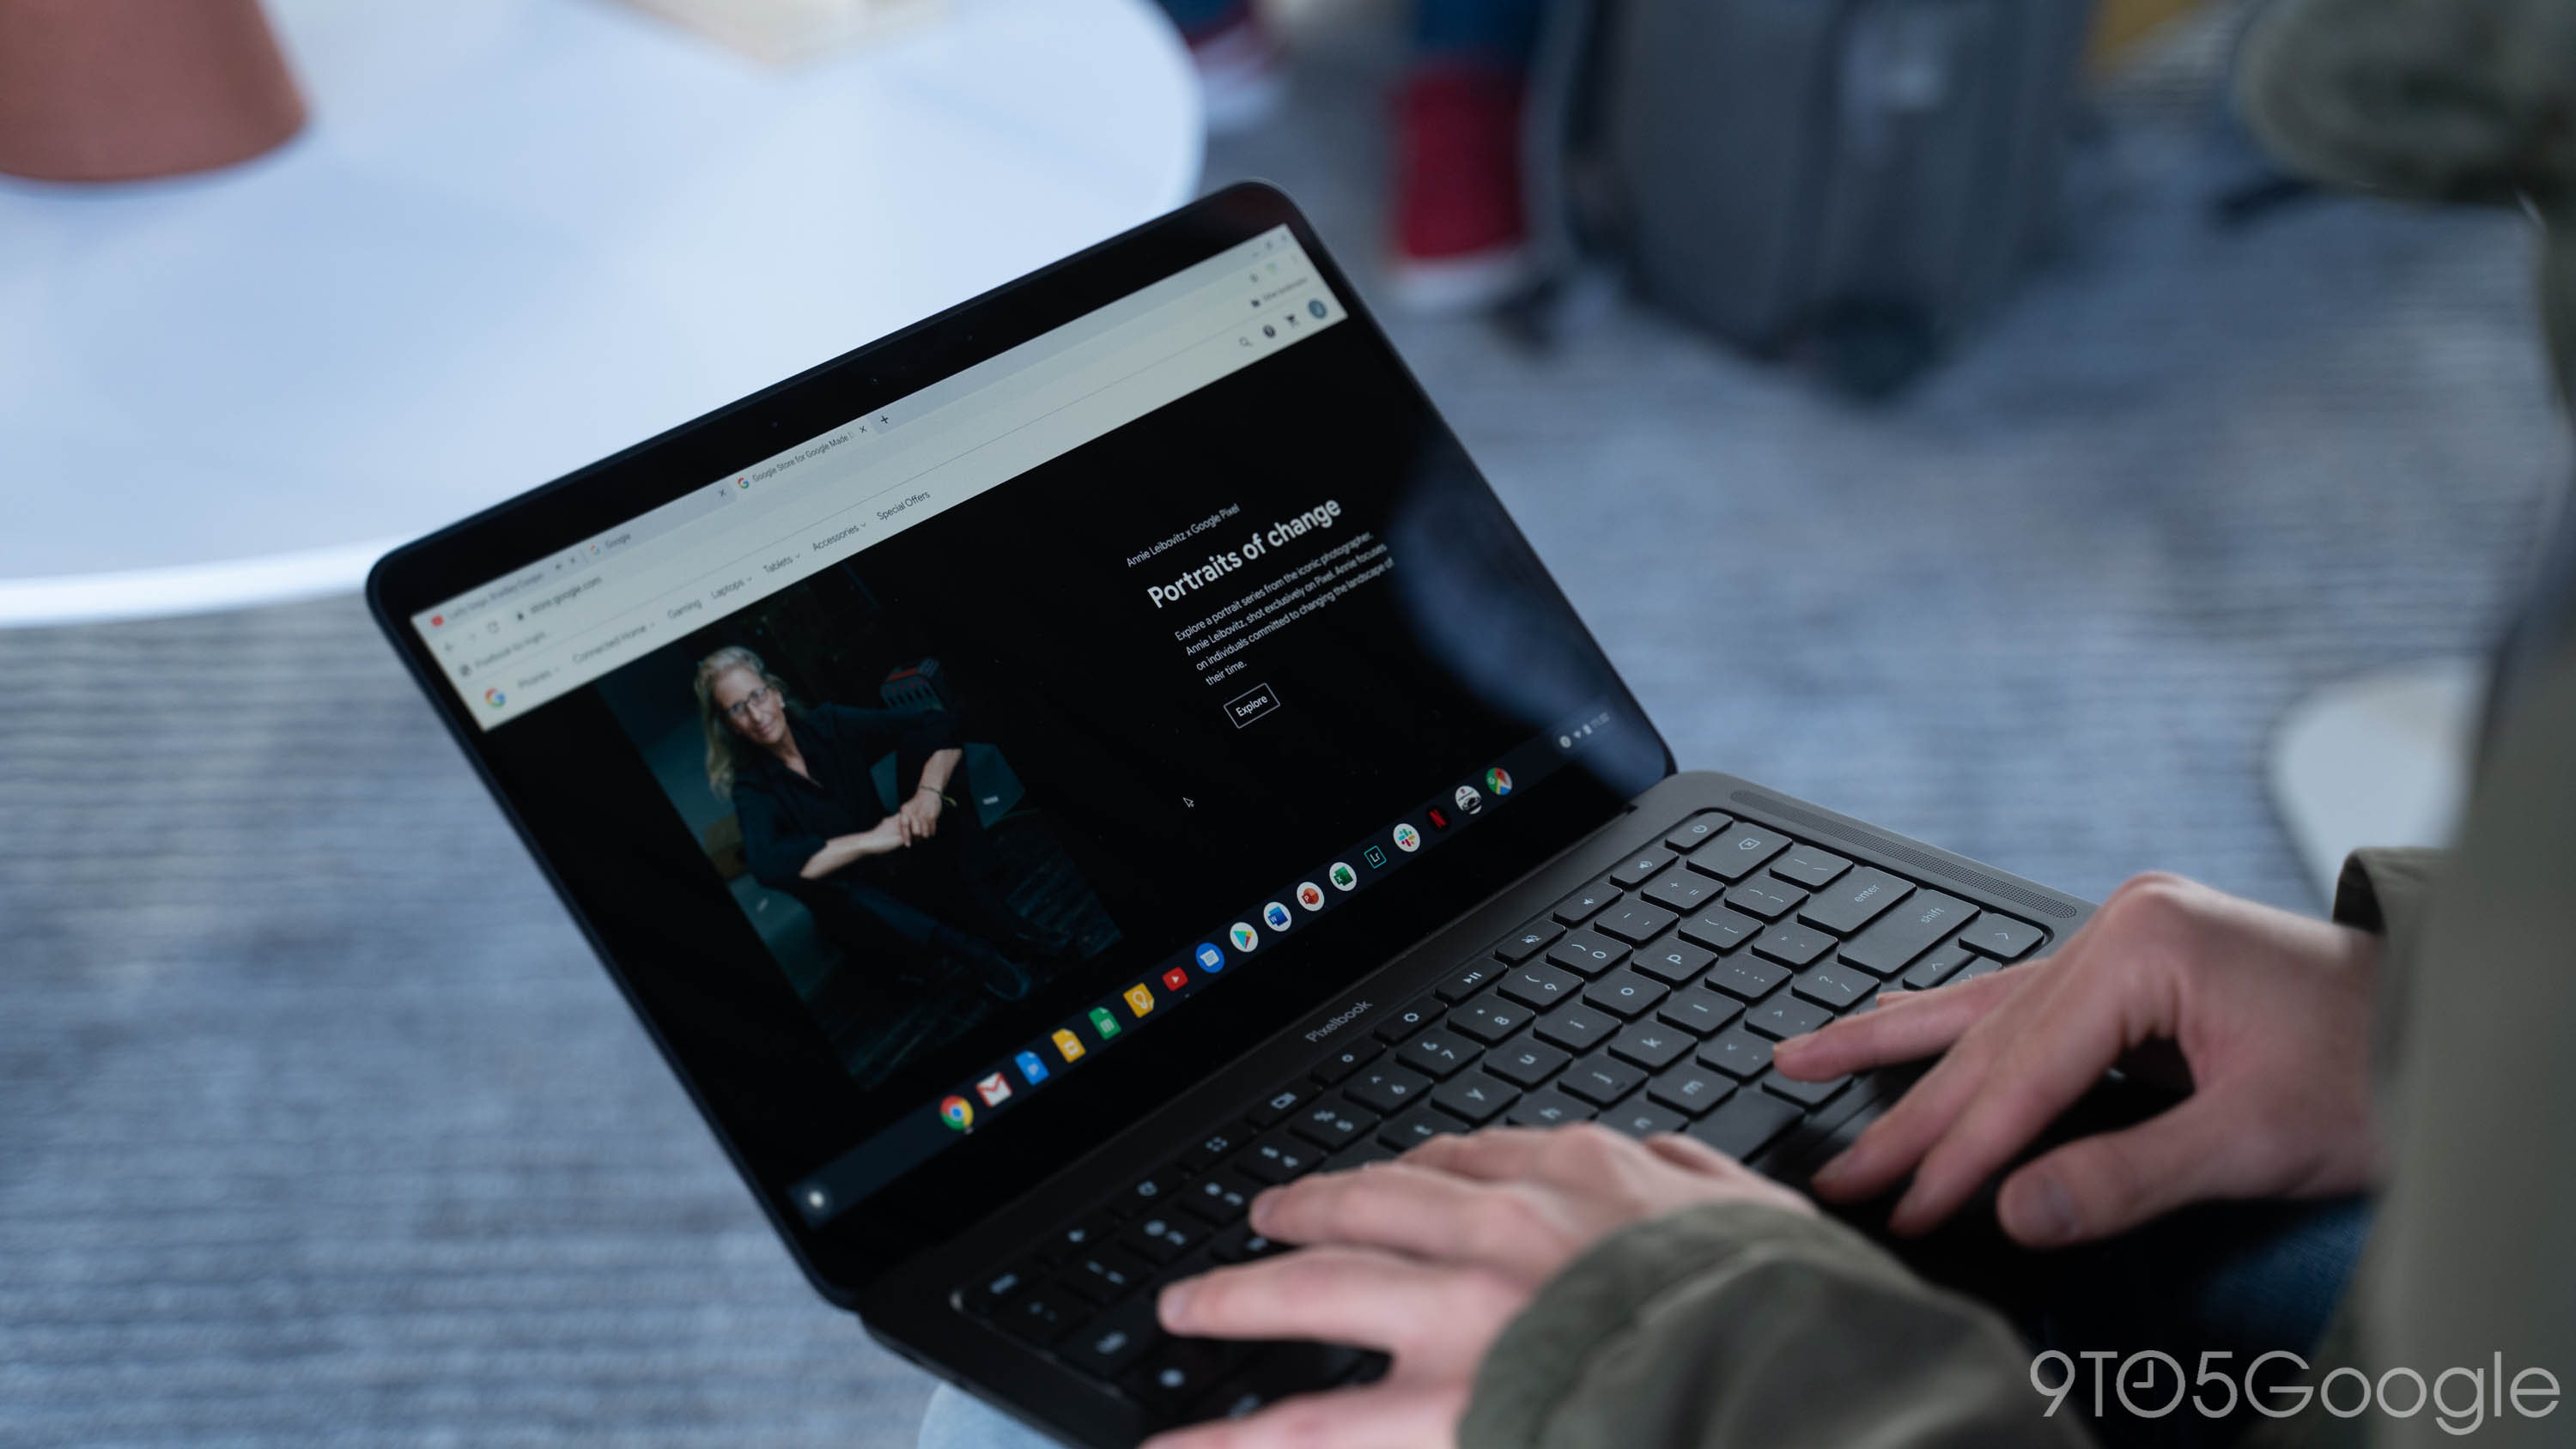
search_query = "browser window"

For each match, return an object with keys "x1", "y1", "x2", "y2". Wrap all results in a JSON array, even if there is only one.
[{"x1": 409, "y1": 224, "x2": 1658, "y2": 1217}]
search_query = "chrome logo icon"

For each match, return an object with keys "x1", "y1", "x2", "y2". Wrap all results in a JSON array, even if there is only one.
[
  {"x1": 483, "y1": 687, "x2": 506, "y2": 707},
  {"x1": 938, "y1": 1094, "x2": 974, "y2": 1131}
]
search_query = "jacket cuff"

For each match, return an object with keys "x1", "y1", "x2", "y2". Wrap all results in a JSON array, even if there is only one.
[{"x1": 1460, "y1": 1202, "x2": 2081, "y2": 1449}]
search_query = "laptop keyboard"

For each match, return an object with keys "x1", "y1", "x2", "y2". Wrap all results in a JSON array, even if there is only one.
[{"x1": 954, "y1": 808, "x2": 2050, "y2": 1428}]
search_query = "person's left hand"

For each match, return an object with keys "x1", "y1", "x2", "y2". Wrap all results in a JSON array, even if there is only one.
[
  {"x1": 1140, "y1": 1124, "x2": 1814, "y2": 1449},
  {"x1": 896, "y1": 785, "x2": 943, "y2": 843}
]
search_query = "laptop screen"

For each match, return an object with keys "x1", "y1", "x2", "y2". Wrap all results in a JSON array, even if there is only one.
[{"x1": 401, "y1": 218, "x2": 1664, "y2": 1236}]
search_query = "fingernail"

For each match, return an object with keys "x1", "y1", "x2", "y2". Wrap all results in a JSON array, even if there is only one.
[
  {"x1": 2016, "y1": 1177, "x2": 2080, "y2": 1246},
  {"x1": 1157, "y1": 1279, "x2": 1195, "y2": 1329}
]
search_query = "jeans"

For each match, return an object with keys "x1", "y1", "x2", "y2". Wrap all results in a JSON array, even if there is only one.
[{"x1": 912, "y1": 1196, "x2": 2372, "y2": 1449}]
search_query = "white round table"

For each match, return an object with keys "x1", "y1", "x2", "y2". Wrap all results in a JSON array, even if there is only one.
[{"x1": 0, "y1": 0, "x2": 1200, "y2": 627}]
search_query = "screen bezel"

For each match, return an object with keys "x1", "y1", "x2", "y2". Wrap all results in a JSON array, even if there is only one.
[{"x1": 368, "y1": 183, "x2": 1674, "y2": 1301}]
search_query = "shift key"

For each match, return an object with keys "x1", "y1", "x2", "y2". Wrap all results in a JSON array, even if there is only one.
[{"x1": 1840, "y1": 891, "x2": 1978, "y2": 975}]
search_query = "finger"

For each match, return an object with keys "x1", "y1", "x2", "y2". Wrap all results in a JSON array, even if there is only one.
[
  {"x1": 1639, "y1": 1131, "x2": 1742, "y2": 1175},
  {"x1": 1803, "y1": 1029, "x2": 2005, "y2": 1204},
  {"x1": 1251, "y1": 1163, "x2": 1569, "y2": 1280},
  {"x1": 1400, "y1": 1126, "x2": 1590, "y2": 1184},
  {"x1": 1993, "y1": 1096, "x2": 2251, "y2": 1246},
  {"x1": 1891, "y1": 961, "x2": 2174, "y2": 1235},
  {"x1": 1142, "y1": 1382, "x2": 1466, "y2": 1449},
  {"x1": 1773, "y1": 965, "x2": 2028, "y2": 1080},
  {"x1": 1159, "y1": 1246, "x2": 1517, "y2": 1376}
]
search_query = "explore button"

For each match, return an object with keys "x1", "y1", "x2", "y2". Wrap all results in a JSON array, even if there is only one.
[{"x1": 1225, "y1": 682, "x2": 1281, "y2": 729}]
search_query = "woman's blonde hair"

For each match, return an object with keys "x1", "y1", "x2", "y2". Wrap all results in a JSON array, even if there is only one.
[{"x1": 694, "y1": 646, "x2": 793, "y2": 800}]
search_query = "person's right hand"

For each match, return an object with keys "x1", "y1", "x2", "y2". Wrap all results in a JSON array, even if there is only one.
[{"x1": 1774, "y1": 873, "x2": 2382, "y2": 1247}]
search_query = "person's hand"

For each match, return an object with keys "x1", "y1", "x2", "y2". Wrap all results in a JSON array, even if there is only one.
[
  {"x1": 853, "y1": 816, "x2": 912, "y2": 857},
  {"x1": 896, "y1": 785, "x2": 943, "y2": 844},
  {"x1": 1140, "y1": 1124, "x2": 1814, "y2": 1449},
  {"x1": 1776, "y1": 872, "x2": 2380, "y2": 1247}
]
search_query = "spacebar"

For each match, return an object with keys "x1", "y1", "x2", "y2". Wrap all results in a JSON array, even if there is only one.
[{"x1": 1687, "y1": 1092, "x2": 1802, "y2": 1161}]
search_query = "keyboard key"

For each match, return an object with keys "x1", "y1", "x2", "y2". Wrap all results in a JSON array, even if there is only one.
[
  {"x1": 1235, "y1": 1131, "x2": 1322, "y2": 1185},
  {"x1": 1288, "y1": 1100, "x2": 1378, "y2": 1150},
  {"x1": 1379, "y1": 1102, "x2": 1466, "y2": 1151},
  {"x1": 1118, "y1": 1167, "x2": 1185, "y2": 1215},
  {"x1": 1060, "y1": 1299, "x2": 1162, "y2": 1379},
  {"x1": 1245, "y1": 1084, "x2": 1309, "y2": 1127},
  {"x1": 1724, "y1": 874, "x2": 1806, "y2": 921},
  {"x1": 1486, "y1": 1039, "x2": 1572, "y2": 1088},
  {"x1": 1957, "y1": 914, "x2": 2044, "y2": 961},
  {"x1": 1841, "y1": 891, "x2": 1979, "y2": 975},
  {"x1": 1656, "y1": 985, "x2": 1744, "y2": 1036},
  {"x1": 1125, "y1": 1337, "x2": 1250, "y2": 1418},
  {"x1": 1662, "y1": 812, "x2": 1734, "y2": 852},
  {"x1": 1631, "y1": 938, "x2": 1718, "y2": 985},
  {"x1": 1551, "y1": 880, "x2": 1623, "y2": 925},
  {"x1": 1373, "y1": 996, "x2": 1444, "y2": 1044},
  {"x1": 1582, "y1": 969, "x2": 1671, "y2": 1019},
  {"x1": 1768, "y1": 843, "x2": 1851, "y2": 890},
  {"x1": 1953, "y1": 956, "x2": 2004, "y2": 985},
  {"x1": 1532, "y1": 1003, "x2": 1618, "y2": 1054},
  {"x1": 1500, "y1": 961, "x2": 1585, "y2": 1009},
  {"x1": 1179, "y1": 1121, "x2": 1258, "y2": 1172},
  {"x1": 1698, "y1": 1026, "x2": 1774, "y2": 1078},
  {"x1": 1899, "y1": 942, "x2": 1974, "y2": 991},
  {"x1": 1686, "y1": 823, "x2": 1790, "y2": 882},
  {"x1": 1311, "y1": 1040, "x2": 1384, "y2": 1084},
  {"x1": 1605, "y1": 850, "x2": 1675, "y2": 888},
  {"x1": 1061, "y1": 1247, "x2": 1151, "y2": 1303},
  {"x1": 1546, "y1": 931, "x2": 1630, "y2": 977},
  {"x1": 962, "y1": 1260, "x2": 1041, "y2": 1316},
  {"x1": 1180, "y1": 1172, "x2": 1259, "y2": 1224},
  {"x1": 1558, "y1": 1053, "x2": 1646, "y2": 1106},
  {"x1": 1638, "y1": 867, "x2": 1723, "y2": 916},
  {"x1": 1447, "y1": 993, "x2": 1532, "y2": 1044},
  {"x1": 1494, "y1": 921, "x2": 1565, "y2": 964},
  {"x1": 1704, "y1": 955, "x2": 1791, "y2": 1002},
  {"x1": 1118, "y1": 1213, "x2": 1204, "y2": 1264},
  {"x1": 1206, "y1": 1222, "x2": 1286, "y2": 1263},
  {"x1": 1344, "y1": 1064, "x2": 1435, "y2": 1115},
  {"x1": 1506, "y1": 1088, "x2": 1595, "y2": 1127},
  {"x1": 1603, "y1": 1101, "x2": 1692, "y2": 1138},
  {"x1": 1752, "y1": 922, "x2": 1836, "y2": 967},
  {"x1": 1398, "y1": 1030, "x2": 1475, "y2": 1080},
  {"x1": 1195, "y1": 1343, "x2": 1374, "y2": 1422},
  {"x1": 1593, "y1": 900, "x2": 1680, "y2": 946},
  {"x1": 1037, "y1": 1212, "x2": 1119, "y2": 1263},
  {"x1": 1791, "y1": 962, "x2": 1877, "y2": 1010},
  {"x1": 1745, "y1": 995, "x2": 1832, "y2": 1040},
  {"x1": 1687, "y1": 1091, "x2": 1802, "y2": 1161},
  {"x1": 1797, "y1": 866, "x2": 1913, "y2": 936},
  {"x1": 1430, "y1": 1071, "x2": 1520, "y2": 1125},
  {"x1": 996, "y1": 1287, "x2": 1080, "y2": 1347},
  {"x1": 1648, "y1": 1061, "x2": 1737, "y2": 1116},
  {"x1": 1326, "y1": 1140, "x2": 1400, "y2": 1173},
  {"x1": 1760, "y1": 1070, "x2": 1850, "y2": 1109},
  {"x1": 1434, "y1": 962, "x2": 1501, "y2": 1003},
  {"x1": 1606, "y1": 1021, "x2": 1692, "y2": 1071},
  {"x1": 1675, "y1": 907, "x2": 1765, "y2": 955}
]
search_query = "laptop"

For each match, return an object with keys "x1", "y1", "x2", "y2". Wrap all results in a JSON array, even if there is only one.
[{"x1": 368, "y1": 184, "x2": 2093, "y2": 1446}]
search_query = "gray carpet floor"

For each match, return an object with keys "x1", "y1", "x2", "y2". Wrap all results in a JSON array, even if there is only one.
[{"x1": 5, "y1": 13, "x2": 2567, "y2": 1447}]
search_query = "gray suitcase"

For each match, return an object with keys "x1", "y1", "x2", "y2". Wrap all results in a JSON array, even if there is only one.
[{"x1": 1530, "y1": 0, "x2": 2095, "y2": 396}]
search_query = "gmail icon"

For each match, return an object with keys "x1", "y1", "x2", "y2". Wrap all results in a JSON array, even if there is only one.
[{"x1": 975, "y1": 1072, "x2": 1013, "y2": 1108}]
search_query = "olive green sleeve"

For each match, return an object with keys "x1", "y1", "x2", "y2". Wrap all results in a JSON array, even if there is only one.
[{"x1": 1458, "y1": 1202, "x2": 2093, "y2": 1449}]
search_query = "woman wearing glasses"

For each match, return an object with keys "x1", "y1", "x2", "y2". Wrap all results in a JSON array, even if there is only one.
[{"x1": 695, "y1": 645, "x2": 1046, "y2": 1002}]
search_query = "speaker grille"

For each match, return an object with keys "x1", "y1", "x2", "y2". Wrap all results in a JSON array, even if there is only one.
[{"x1": 1727, "y1": 789, "x2": 2079, "y2": 920}]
